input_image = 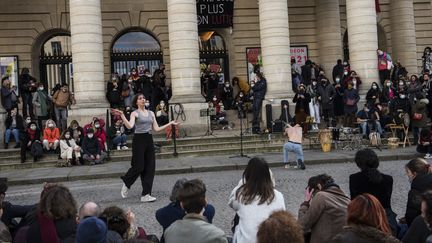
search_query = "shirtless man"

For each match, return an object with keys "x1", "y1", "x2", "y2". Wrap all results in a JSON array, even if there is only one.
[{"x1": 283, "y1": 123, "x2": 305, "y2": 170}]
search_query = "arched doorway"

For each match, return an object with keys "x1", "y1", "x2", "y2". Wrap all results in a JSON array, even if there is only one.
[
  {"x1": 199, "y1": 31, "x2": 229, "y2": 82},
  {"x1": 110, "y1": 30, "x2": 163, "y2": 76},
  {"x1": 39, "y1": 33, "x2": 73, "y2": 91},
  {"x1": 343, "y1": 24, "x2": 388, "y2": 62}
]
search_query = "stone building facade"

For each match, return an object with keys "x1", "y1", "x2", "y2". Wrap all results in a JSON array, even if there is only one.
[{"x1": 0, "y1": 0, "x2": 431, "y2": 136}]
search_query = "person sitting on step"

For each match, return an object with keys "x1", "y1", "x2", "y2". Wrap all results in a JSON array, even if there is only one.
[
  {"x1": 42, "y1": 119, "x2": 60, "y2": 153},
  {"x1": 107, "y1": 118, "x2": 128, "y2": 150},
  {"x1": 59, "y1": 129, "x2": 81, "y2": 167},
  {"x1": 82, "y1": 128, "x2": 107, "y2": 165},
  {"x1": 4, "y1": 108, "x2": 23, "y2": 149}
]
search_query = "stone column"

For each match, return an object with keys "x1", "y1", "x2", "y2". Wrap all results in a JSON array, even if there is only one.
[
  {"x1": 390, "y1": 0, "x2": 418, "y2": 74},
  {"x1": 68, "y1": 0, "x2": 107, "y2": 125},
  {"x1": 346, "y1": 0, "x2": 379, "y2": 95},
  {"x1": 258, "y1": 0, "x2": 292, "y2": 99},
  {"x1": 316, "y1": 0, "x2": 343, "y2": 74},
  {"x1": 167, "y1": 0, "x2": 207, "y2": 133}
]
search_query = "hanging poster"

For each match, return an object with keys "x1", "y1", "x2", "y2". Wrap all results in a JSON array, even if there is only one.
[
  {"x1": 197, "y1": 0, "x2": 234, "y2": 29},
  {"x1": 0, "y1": 56, "x2": 19, "y2": 95},
  {"x1": 246, "y1": 46, "x2": 309, "y2": 83}
]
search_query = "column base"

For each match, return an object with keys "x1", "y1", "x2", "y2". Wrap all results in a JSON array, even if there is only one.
[
  {"x1": 68, "y1": 102, "x2": 110, "y2": 128},
  {"x1": 171, "y1": 102, "x2": 209, "y2": 136},
  {"x1": 0, "y1": 109, "x2": 6, "y2": 144}
]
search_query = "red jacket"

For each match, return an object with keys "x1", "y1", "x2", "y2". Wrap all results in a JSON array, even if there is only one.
[{"x1": 43, "y1": 128, "x2": 60, "y2": 143}]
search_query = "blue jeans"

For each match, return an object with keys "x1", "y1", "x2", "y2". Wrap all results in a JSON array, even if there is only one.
[
  {"x1": 112, "y1": 134, "x2": 127, "y2": 146},
  {"x1": 283, "y1": 142, "x2": 304, "y2": 164},
  {"x1": 5, "y1": 128, "x2": 19, "y2": 143},
  {"x1": 360, "y1": 121, "x2": 383, "y2": 135}
]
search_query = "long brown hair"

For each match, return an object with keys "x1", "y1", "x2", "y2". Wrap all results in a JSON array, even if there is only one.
[
  {"x1": 347, "y1": 193, "x2": 391, "y2": 234},
  {"x1": 236, "y1": 157, "x2": 275, "y2": 205}
]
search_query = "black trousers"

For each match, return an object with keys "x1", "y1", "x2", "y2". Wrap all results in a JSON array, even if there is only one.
[{"x1": 121, "y1": 133, "x2": 155, "y2": 196}]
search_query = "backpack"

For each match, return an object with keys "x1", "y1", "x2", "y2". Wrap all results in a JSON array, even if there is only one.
[{"x1": 31, "y1": 141, "x2": 43, "y2": 157}]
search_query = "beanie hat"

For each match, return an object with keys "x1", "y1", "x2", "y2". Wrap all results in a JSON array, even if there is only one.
[{"x1": 76, "y1": 216, "x2": 107, "y2": 243}]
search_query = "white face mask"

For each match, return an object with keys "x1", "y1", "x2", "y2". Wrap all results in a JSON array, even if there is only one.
[
  {"x1": 312, "y1": 81, "x2": 317, "y2": 86},
  {"x1": 160, "y1": 103, "x2": 165, "y2": 108},
  {"x1": 48, "y1": 124, "x2": 54, "y2": 128},
  {"x1": 386, "y1": 83, "x2": 391, "y2": 87},
  {"x1": 38, "y1": 87, "x2": 44, "y2": 91},
  {"x1": 26, "y1": 119, "x2": 31, "y2": 124},
  {"x1": 30, "y1": 125, "x2": 36, "y2": 130},
  {"x1": 335, "y1": 78, "x2": 340, "y2": 82},
  {"x1": 146, "y1": 74, "x2": 152, "y2": 78},
  {"x1": 225, "y1": 84, "x2": 230, "y2": 87},
  {"x1": 213, "y1": 98, "x2": 217, "y2": 101},
  {"x1": 372, "y1": 85, "x2": 377, "y2": 89},
  {"x1": 239, "y1": 94, "x2": 244, "y2": 98},
  {"x1": 65, "y1": 134, "x2": 70, "y2": 139},
  {"x1": 344, "y1": 71, "x2": 348, "y2": 76},
  {"x1": 11, "y1": 112, "x2": 16, "y2": 116},
  {"x1": 353, "y1": 79, "x2": 357, "y2": 84},
  {"x1": 94, "y1": 124, "x2": 100, "y2": 128},
  {"x1": 88, "y1": 134, "x2": 94, "y2": 138},
  {"x1": 145, "y1": 102, "x2": 150, "y2": 107},
  {"x1": 400, "y1": 95, "x2": 406, "y2": 99}
]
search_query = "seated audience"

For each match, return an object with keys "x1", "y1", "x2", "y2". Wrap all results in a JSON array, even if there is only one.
[
  {"x1": 156, "y1": 178, "x2": 215, "y2": 243},
  {"x1": 59, "y1": 130, "x2": 81, "y2": 167},
  {"x1": 418, "y1": 129, "x2": 432, "y2": 159},
  {"x1": 257, "y1": 210, "x2": 304, "y2": 243},
  {"x1": 84, "y1": 117, "x2": 107, "y2": 152},
  {"x1": 82, "y1": 128, "x2": 106, "y2": 165},
  {"x1": 77, "y1": 201, "x2": 101, "y2": 223},
  {"x1": 164, "y1": 179, "x2": 227, "y2": 243},
  {"x1": 331, "y1": 194, "x2": 399, "y2": 243},
  {"x1": 403, "y1": 158, "x2": 432, "y2": 227},
  {"x1": 67, "y1": 120, "x2": 84, "y2": 146},
  {"x1": 298, "y1": 174, "x2": 350, "y2": 243},
  {"x1": 229, "y1": 157, "x2": 285, "y2": 243},
  {"x1": 4, "y1": 108, "x2": 23, "y2": 149},
  {"x1": 350, "y1": 149, "x2": 397, "y2": 234},
  {"x1": 402, "y1": 191, "x2": 432, "y2": 243},
  {"x1": 25, "y1": 184, "x2": 77, "y2": 243},
  {"x1": 42, "y1": 119, "x2": 60, "y2": 152},
  {"x1": 76, "y1": 216, "x2": 107, "y2": 243},
  {"x1": 21, "y1": 121, "x2": 43, "y2": 163},
  {"x1": 100, "y1": 206, "x2": 149, "y2": 241},
  {"x1": 107, "y1": 118, "x2": 128, "y2": 150}
]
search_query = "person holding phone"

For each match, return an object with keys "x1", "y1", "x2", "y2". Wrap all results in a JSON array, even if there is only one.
[{"x1": 112, "y1": 93, "x2": 178, "y2": 202}]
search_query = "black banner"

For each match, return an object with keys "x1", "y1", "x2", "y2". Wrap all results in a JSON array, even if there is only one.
[{"x1": 197, "y1": 0, "x2": 234, "y2": 29}]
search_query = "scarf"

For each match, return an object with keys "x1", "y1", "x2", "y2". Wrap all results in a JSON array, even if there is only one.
[
  {"x1": 27, "y1": 128, "x2": 36, "y2": 141},
  {"x1": 37, "y1": 213, "x2": 60, "y2": 243},
  {"x1": 36, "y1": 90, "x2": 48, "y2": 116}
]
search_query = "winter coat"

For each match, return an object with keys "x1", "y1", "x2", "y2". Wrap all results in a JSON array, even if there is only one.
[
  {"x1": 43, "y1": 120, "x2": 60, "y2": 143},
  {"x1": 298, "y1": 186, "x2": 350, "y2": 243},
  {"x1": 156, "y1": 201, "x2": 215, "y2": 243},
  {"x1": 53, "y1": 89, "x2": 73, "y2": 108},
  {"x1": 26, "y1": 217, "x2": 76, "y2": 243},
  {"x1": 106, "y1": 81, "x2": 121, "y2": 107},
  {"x1": 411, "y1": 98, "x2": 430, "y2": 128},
  {"x1": 402, "y1": 215, "x2": 431, "y2": 243},
  {"x1": 293, "y1": 92, "x2": 311, "y2": 114},
  {"x1": 380, "y1": 87, "x2": 395, "y2": 104},
  {"x1": 1, "y1": 86, "x2": 17, "y2": 110},
  {"x1": 349, "y1": 171, "x2": 393, "y2": 209},
  {"x1": 343, "y1": 88, "x2": 360, "y2": 114},
  {"x1": 5, "y1": 114, "x2": 24, "y2": 130},
  {"x1": 407, "y1": 81, "x2": 424, "y2": 103},
  {"x1": 332, "y1": 64, "x2": 345, "y2": 82},
  {"x1": 82, "y1": 136, "x2": 101, "y2": 156},
  {"x1": 331, "y1": 224, "x2": 400, "y2": 243},
  {"x1": 251, "y1": 78, "x2": 267, "y2": 101},
  {"x1": 60, "y1": 139, "x2": 79, "y2": 159},
  {"x1": 142, "y1": 76, "x2": 153, "y2": 100},
  {"x1": 0, "y1": 220, "x2": 11, "y2": 243},
  {"x1": 32, "y1": 90, "x2": 51, "y2": 117},
  {"x1": 317, "y1": 83, "x2": 336, "y2": 110},
  {"x1": 334, "y1": 84, "x2": 345, "y2": 116},
  {"x1": 366, "y1": 85, "x2": 381, "y2": 105},
  {"x1": 301, "y1": 64, "x2": 313, "y2": 86},
  {"x1": 405, "y1": 173, "x2": 432, "y2": 226}
]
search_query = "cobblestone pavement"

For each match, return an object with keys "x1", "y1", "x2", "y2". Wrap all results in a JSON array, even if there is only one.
[{"x1": 6, "y1": 159, "x2": 410, "y2": 238}]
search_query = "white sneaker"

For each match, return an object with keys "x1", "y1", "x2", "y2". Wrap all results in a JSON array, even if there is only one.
[
  {"x1": 284, "y1": 164, "x2": 290, "y2": 169},
  {"x1": 140, "y1": 194, "x2": 156, "y2": 202},
  {"x1": 425, "y1": 154, "x2": 431, "y2": 159},
  {"x1": 117, "y1": 145, "x2": 121, "y2": 151},
  {"x1": 121, "y1": 183, "x2": 129, "y2": 198},
  {"x1": 122, "y1": 145, "x2": 129, "y2": 150}
]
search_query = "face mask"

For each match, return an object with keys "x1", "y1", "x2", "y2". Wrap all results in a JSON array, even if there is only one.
[
  {"x1": 239, "y1": 94, "x2": 244, "y2": 98},
  {"x1": 365, "y1": 108, "x2": 370, "y2": 112},
  {"x1": 225, "y1": 84, "x2": 230, "y2": 87},
  {"x1": 372, "y1": 85, "x2": 377, "y2": 89},
  {"x1": 160, "y1": 103, "x2": 165, "y2": 108},
  {"x1": 353, "y1": 80, "x2": 357, "y2": 84},
  {"x1": 399, "y1": 82, "x2": 404, "y2": 86},
  {"x1": 65, "y1": 134, "x2": 71, "y2": 139},
  {"x1": 26, "y1": 119, "x2": 31, "y2": 124},
  {"x1": 94, "y1": 124, "x2": 100, "y2": 128},
  {"x1": 72, "y1": 126, "x2": 78, "y2": 130},
  {"x1": 344, "y1": 71, "x2": 348, "y2": 75},
  {"x1": 11, "y1": 112, "x2": 16, "y2": 116},
  {"x1": 88, "y1": 134, "x2": 94, "y2": 138},
  {"x1": 213, "y1": 98, "x2": 217, "y2": 101},
  {"x1": 30, "y1": 125, "x2": 36, "y2": 130},
  {"x1": 312, "y1": 81, "x2": 317, "y2": 86},
  {"x1": 48, "y1": 124, "x2": 54, "y2": 128},
  {"x1": 386, "y1": 83, "x2": 391, "y2": 87},
  {"x1": 62, "y1": 88, "x2": 67, "y2": 92},
  {"x1": 38, "y1": 87, "x2": 44, "y2": 91},
  {"x1": 400, "y1": 95, "x2": 406, "y2": 99},
  {"x1": 378, "y1": 51, "x2": 383, "y2": 55},
  {"x1": 132, "y1": 72, "x2": 137, "y2": 75},
  {"x1": 146, "y1": 74, "x2": 152, "y2": 77},
  {"x1": 145, "y1": 102, "x2": 150, "y2": 108},
  {"x1": 336, "y1": 78, "x2": 340, "y2": 83}
]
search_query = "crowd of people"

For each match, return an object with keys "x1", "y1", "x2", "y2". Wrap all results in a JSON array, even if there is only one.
[
  {"x1": 289, "y1": 49, "x2": 432, "y2": 153},
  {"x1": 1, "y1": 151, "x2": 432, "y2": 243}
]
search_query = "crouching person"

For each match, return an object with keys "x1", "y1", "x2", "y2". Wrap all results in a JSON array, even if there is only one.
[
  {"x1": 82, "y1": 128, "x2": 106, "y2": 165},
  {"x1": 59, "y1": 130, "x2": 81, "y2": 167},
  {"x1": 164, "y1": 179, "x2": 228, "y2": 243}
]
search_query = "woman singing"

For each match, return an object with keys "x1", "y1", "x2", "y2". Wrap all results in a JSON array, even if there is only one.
[{"x1": 112, "y1": 93, "x2": 178, "y2": 202}]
